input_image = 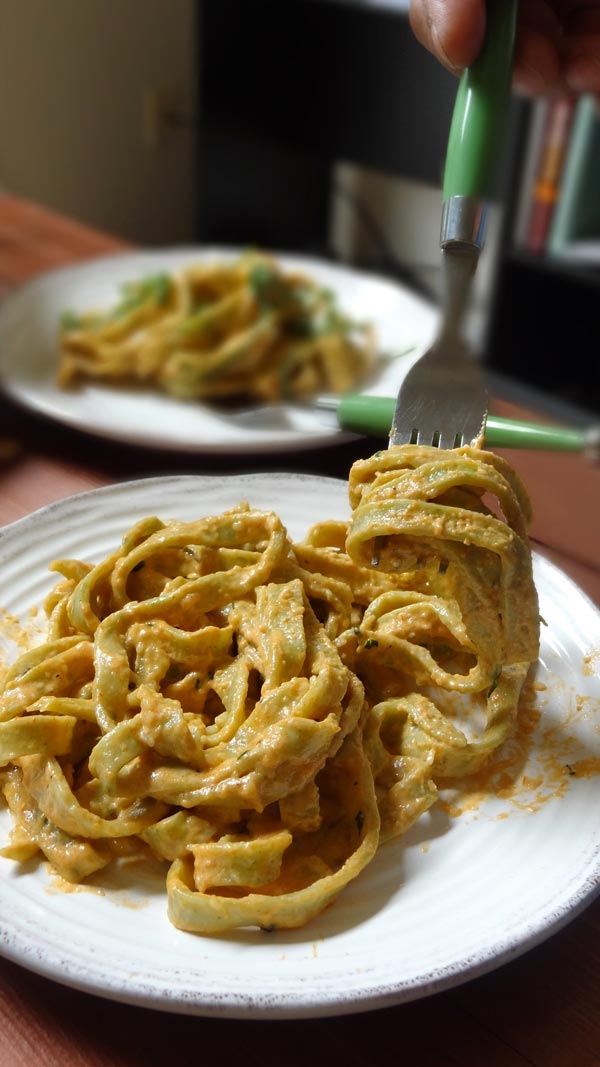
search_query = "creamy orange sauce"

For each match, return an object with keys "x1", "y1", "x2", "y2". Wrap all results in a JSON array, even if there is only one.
[
  {"x1": 45, "y1": 870, "x2": 106, "y2": 897},
  {"x1": 561, "y1": 691, "x2": 598, "y2": 725},
  {"x1": 2, "y1": 581, "x2": 598, "y2": 933},
  {"x1": 569, "y1": 756, "x2": 600, "y2": 778},
  {"x1": 45, "y1": 874, "x2": 149, "y2": 909},
  {"x1": 0, "y1": 606, "x2": 47, "y2": 679}
]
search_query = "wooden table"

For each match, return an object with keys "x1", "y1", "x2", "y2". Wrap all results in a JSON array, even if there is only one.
[{"x1": 0, "y1": 193, "x2": 599, "y2": 1067}]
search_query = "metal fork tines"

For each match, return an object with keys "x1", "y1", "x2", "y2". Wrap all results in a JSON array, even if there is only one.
[
  {"x1": 389, "y1": 338, "x2": 488, "y2": 449},
  {"x1": 389, "y1": 249, "x2": 488, "y2": 451}
]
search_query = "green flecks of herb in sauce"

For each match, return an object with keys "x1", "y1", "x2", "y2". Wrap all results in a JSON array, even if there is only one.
[
  {"x1": 248, "y1": 264, "x2": 289, "y2": 310},
  {"x1": 487, "y1": 665, "x2": 502, "y2": 698},
  {"x1": 113, "y1": 273, "x2": 171, "y2": 318},
  {"x1": 60, "y1": 310, "x2": 83, "y2": 332},
  {"x1": 60, "y1": 274, "x2": 171, "y2": 334}
]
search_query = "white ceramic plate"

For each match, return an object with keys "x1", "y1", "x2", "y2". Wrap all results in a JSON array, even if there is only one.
[
  {"x1": 0, "y1": 248, "x2": 437, "y2": 453},
  {"x1": 0, "y1": 474, "x2": 599, "y2": 1019}
]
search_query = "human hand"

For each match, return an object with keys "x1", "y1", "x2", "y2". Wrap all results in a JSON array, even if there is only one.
[{"x1": 409, "y1": 1, "x2": 600, "y2": 95}]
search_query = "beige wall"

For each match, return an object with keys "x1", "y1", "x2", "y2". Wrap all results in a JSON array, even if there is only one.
[
  {"x1": 0, "y1": 0, "x2": 197, "y2": 244},
  {"x1": 330, "y1": 162, "x2": 502, "y2": 351}
]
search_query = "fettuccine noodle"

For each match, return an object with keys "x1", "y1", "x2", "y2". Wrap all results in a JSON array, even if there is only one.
[
  {"x1": 0, "y1": 445, "x2": 539, "y2": 934},
  {"x1": 57, "y1": 251, "x2": 377, "y2": 402}
]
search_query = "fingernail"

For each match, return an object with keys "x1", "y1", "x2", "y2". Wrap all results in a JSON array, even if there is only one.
[
  {"x1": 430, "y1": 24, "x2": 462, "y2": 76},
  {"x1": 566, "y1": 57, "x2": 600, "y2": 92},
  {"x1": 514, "y1": 64, "x2": 549, "y2": 96}
]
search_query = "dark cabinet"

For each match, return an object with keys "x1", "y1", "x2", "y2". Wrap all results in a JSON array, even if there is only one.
[{"x1": 196, "y1": 0, "x2": 599, "y2": 417}]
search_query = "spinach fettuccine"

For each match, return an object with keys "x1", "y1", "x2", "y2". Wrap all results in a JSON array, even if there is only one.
[
  {"x1": 57, "y1": 252, "x2": 377, "y2": 402},
  {"x1": 0, "y1": 445, "x2": 539, "y2": 934}
]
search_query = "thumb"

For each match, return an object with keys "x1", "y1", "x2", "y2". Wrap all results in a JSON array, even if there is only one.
[{"x1": 409, "y1": 0, "x2": 486, "y2": 74}]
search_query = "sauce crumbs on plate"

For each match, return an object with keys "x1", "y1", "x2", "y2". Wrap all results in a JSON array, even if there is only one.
[
  {"x1": 438, "y1": 676, "x2": 600, "y2": 823},
  {"x1": 0, "y1": 607, "x2": 47, "y2": 679},
  {"x1": 583, "y1": 644, "x2": 600, "y2": 677}
]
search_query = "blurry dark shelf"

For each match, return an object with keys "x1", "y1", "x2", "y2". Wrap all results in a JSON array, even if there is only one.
[
  {"x1": 486, "y1": 247, "x2": 600, "y2": 416},
  {"x1": 486, "y1": 369, "x2": 599, "y2": 428},
  {"x1": 196, "y1": 0, "x2": 596, "y2": 415},
  {"x1": 483, "y1": 93, "x2": 600, "y2": 417},
  {"x1": 197, "y1": 0, "x2": 459, "y2": 248},
  {"x1": 503, "y1": 248, "x2": 600, "y2": 287}
]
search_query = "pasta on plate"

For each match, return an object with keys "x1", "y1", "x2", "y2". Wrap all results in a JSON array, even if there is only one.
[
  {"x1": 57, "y1": 251, "x2": 377, "y2": 403},
  {"x1": 0, "y1": 446, "x2": 539, "y2": 934}
]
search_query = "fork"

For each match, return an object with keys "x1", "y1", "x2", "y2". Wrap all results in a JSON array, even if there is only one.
[{"x1": 390, "y1": 0, "x2": 517, "y2": 451}]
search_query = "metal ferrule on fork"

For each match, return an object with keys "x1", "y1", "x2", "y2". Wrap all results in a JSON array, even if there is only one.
[
  {"x1": 386, "y1": 0, "x2": 517, "y2": 458},
  {"x1": 440, "y1": 195, "x2": 487, "y2": 254}
]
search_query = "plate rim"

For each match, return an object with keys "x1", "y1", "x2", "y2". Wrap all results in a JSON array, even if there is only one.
[{"x1": 0, "y1": 471, "x2": 599, "y2": 1019}]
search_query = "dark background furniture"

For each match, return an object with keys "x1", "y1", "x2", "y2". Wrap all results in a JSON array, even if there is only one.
[
  {"x1": 196, "y1": 0, "x2": 599, "y2": 417},
  {"x1": 486, "y1": 194, "x2": 600, "y2": 416},
  {"x1": 196, "y1": 0, "x2": 461, "y2": 263}
]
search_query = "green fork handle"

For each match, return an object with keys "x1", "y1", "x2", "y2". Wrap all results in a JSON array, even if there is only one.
[
  {"x1": 336, "y1": 395, "x2": 598, "y2": 455},
  {"x1": 441, "y1": 0, "x2": 518, "y2": 250},
  {"x1": 443, "y1": 0, "x2": 517, "y2": 199}
]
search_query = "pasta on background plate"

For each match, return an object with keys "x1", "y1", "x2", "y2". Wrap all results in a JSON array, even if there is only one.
[
  {"x1": 57, "y1": 251, "x2": 377, "y2": 403},
  {"x1": 0, "y1": 445, "x2": 539, "y2": 935}
]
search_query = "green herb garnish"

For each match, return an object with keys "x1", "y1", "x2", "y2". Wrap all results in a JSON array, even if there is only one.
[
  {"x1": 487, "y1": 665, "x2": 502, "y2": 697},
  {"x1": 60, "y1": 310, "x2": 83, "y2": 332},
  {"x1": 112, "y1": 273, "x2": 171, "y2": 319},
  {"x1": 248, "y1": 264, "x2": 289, "y2": 310}
]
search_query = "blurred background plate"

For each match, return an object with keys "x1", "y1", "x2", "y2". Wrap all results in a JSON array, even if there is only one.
[{"x1": 0, "y1": 248, "x2": 437, "y2": 454}]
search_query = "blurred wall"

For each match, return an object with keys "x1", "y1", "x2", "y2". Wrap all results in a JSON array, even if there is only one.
[
  {"x1": 330, "y1": 163, "x2": 441, "y2": 281},
  {"x1": 0, "y1": 0, "x2": 197, "y2": 244},
  {"x1": 330, "y1": 161, "x2": 503, "y2": 352}
]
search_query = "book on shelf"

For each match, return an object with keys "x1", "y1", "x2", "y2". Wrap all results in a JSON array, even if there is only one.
[
  {"x1": 513, "y1": 97, "x2": 549, "y2": 248},
  {"x1": 522, "y1": 93, "x2": 577, "y2": 254},
  {"x1": 547, "y1": 94, "x2": 600, "y2": 259}
]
